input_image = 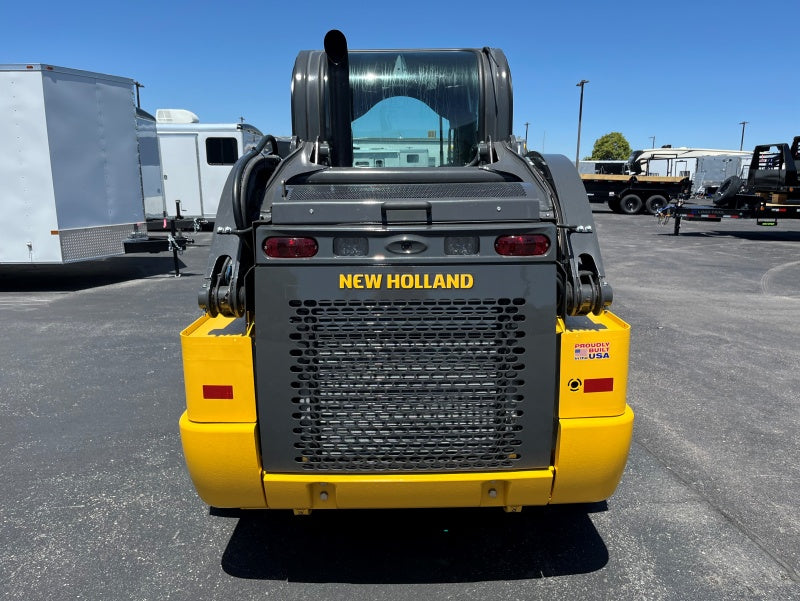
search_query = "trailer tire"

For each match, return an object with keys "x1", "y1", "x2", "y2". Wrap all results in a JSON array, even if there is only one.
[
  {"x1": 712, "y1": 176, "x2": 743, "y2": 207},
  {"x1": 644, "y1": 194, "x2": 668, "y2": 215},
  {"x1": 619, "y1": 194, "x2": 644, "y2": 215},
  {"x1": 607, "y1": 197, "x2": 623, "y2": 213}
]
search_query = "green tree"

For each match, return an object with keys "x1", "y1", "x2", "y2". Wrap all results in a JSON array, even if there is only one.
[{"x1": 589, "y1": 132, "x2": 632, "y2": 160}]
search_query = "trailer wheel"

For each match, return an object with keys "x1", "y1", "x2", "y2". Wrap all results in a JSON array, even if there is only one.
[
  {"x1": 607, "y1": 197, "x2": 622, "y2": 213},
  {"x1": 619, "y1": 194, "x2": 643, "y2": 215},
  {"x1": 644, "y1": 194, "x2": 668, "y2": 215}
]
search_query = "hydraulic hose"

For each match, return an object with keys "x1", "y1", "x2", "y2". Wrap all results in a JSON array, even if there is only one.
[{"x1": 231, "y1": 134, "x2": 279, "y2": 230}]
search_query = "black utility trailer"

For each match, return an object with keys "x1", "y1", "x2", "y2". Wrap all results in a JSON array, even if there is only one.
[
  {"x1": 582, "y1": 173, "x2": 689, "y2": 215},
  {"x1": 660, "y1": 137, "x2": 800, "y2": 234}
]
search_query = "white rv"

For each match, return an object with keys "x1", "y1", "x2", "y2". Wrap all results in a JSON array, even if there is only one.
[
  {"x1": 154, "y1": 110, "x2": 263, "y2": 222},
  {"x1": 0, "y1": 64, "x2": 148, "y2": 264},
  {"x1": 628, "y1": 147, "x2": 752, "y2": 194}
]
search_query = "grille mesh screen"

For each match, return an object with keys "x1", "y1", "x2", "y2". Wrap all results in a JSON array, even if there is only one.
[{"x1": 288, "y1": 298, "x2": 527, "y2": 472}]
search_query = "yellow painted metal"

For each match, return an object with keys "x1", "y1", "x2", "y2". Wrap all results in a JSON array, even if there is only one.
[
  {"x1": 262, "y1": 469, "x2": 554, "y2": 510},
  {"x1": 558, "y1": 311, "x2": 630, "y2": 418},
  {"x1": 179, "y1": 413, "x2": 267, "y2": 508},
  {"x1": 181, "y1": 314, "x2": 256, "y2": 423},
  {"x1": 179, "y1": 309, "x2": 633, "y2": 510},
  {"x1": 550, "y1": 405, "x2": 634, "y2": 504}
]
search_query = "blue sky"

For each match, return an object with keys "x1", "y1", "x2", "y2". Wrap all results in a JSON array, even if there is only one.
[{"x1": 3, "y1": 0, "x2": 797, "y2": 158}]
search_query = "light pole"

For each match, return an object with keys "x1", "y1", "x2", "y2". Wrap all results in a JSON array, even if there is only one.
[
  {"x1": 739, "y1": 121, "x2": 748, "y2": 151},
  {"x1": 575, "y1": 79, "x2": 589, "y2": 168},
  {"x1": 134, "y1": 81, "x2": 144, "y2": 108},
  {"x1": 524, "y1": 121, "x2": 530, "y2": 148},
  {"x1": 649, "y1": 136, "x2": 656, "y2": 148}
]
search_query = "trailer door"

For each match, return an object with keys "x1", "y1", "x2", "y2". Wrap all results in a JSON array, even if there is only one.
[
  {"x1": 198, "y1": 134, "x2": 241, "y2": 219},
  {"x1": 159, "y1": 134, "x2": 202, "y2": 218}
]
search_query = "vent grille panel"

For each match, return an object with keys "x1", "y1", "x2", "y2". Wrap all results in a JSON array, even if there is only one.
[{"x1": 288, "y1": 298, "x2": 528, "y2": 472}]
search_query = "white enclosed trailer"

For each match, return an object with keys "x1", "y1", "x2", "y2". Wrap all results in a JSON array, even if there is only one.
[
  {"x1": 153, "y1": 109, "x2": 262, "y2": 222},
  {"x1": 0, "y1": 64, "x2": 148, "y2": 264}
]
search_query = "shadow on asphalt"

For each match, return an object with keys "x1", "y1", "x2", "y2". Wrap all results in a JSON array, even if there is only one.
[
  {"x1": 663, "y1": 229, "x2": 800, "y2": 241},
  {"x1": 0, "y1": 255, "x2": 192, "y2": 292},
  {"x1": 218, "y1": 504, "x2": 609, "y2": 583}
]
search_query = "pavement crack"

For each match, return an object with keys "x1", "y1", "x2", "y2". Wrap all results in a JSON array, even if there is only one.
[{"x1": 632, "y1": 438, "x2": 799, "y2": 582}]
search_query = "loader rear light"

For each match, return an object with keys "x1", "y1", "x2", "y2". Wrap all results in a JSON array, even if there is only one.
[
  {"x1": 263, "y1": 237, "x2": 318, "y2": 258},
  {"x1": 494, "y1": 234, "x2": 550, "y2": 256},
  {"x1": 202, "y1": 385, "x2": 234, "y2": 399}
]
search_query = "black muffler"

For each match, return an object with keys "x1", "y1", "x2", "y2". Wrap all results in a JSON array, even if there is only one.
[{"x1": 323, "y1": 29, "x2": 353, "y2": 168}]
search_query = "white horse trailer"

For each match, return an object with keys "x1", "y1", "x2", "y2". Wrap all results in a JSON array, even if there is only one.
[
  {"x1": 154, "y1": 110, "x2": 262, "y2": 223},
  {"x1": 0, "y1": 64, "x2": 149, "y2": 264}
]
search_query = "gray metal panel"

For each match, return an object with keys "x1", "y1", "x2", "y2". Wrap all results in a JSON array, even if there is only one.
[
  {"x1": 542, "y1": 153, "x2": 607, "y2": 276},
  {"x1": 254, "y1": 263, "x2": 557, "y2": 473},
  {"x1": 41, "y1": 69, "x2": 144, "y2": 229},
  {"x1": 0, "y1": 68, "x2": 62, "y2": 262},
  {"x1": 481, "y1": 48, "x2": 513, "y2": 141},
  {"x1": 0, "y1": 64, "x2": 135, "y2": 86},
  {"x1": 692, "y1": 155, "x2": 749, "y2": 193},
  {"x1": 270, "y1": 177, "x2": 543, "y2": 225},
  {"x1": 254, "y1": 224, "x2": 556, "y2": 266},
  {"x1": 136, "y1": 109, "x2": 166, "y2": 218},
  {"x1": 291, "y1": 50, "x2": 325, "y2": 142}
]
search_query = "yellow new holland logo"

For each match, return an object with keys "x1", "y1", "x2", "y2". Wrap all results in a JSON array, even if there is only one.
[{"x1": 339, "y1": 273, "x2": 474, "y2": 289}]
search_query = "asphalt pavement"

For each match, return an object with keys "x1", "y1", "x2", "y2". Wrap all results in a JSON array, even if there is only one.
[{"x1": 1, "y1": 207, "x2": 798, "y2": 600}]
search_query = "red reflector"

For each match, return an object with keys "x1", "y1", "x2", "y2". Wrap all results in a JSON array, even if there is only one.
[
  {"x1": 494, "y1": 234, "x2": 550, "y2": 256},
  {"x1": 584, "y1": 378, "x2": 614, "y2": 393},
  {"x1": 203, "y1": 385, "x2": 234, "y2": 399},
  {"x1": 264, "y1": 237, "x2": 318, "y2": 258}
]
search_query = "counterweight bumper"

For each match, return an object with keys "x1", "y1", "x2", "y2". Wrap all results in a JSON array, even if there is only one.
[{"x1": 179, "y1": 313, "x2": 633, "y2": 510}]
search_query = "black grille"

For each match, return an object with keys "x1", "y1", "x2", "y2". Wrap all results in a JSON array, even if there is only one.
[
  {"x1": 288, "y1": 298, "x2": 528, "y2": 472},
  {"x1": 287, "y1": 182, "x2": 526, "y2": 201}
]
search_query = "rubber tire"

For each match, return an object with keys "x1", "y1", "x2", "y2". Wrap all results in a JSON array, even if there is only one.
[
  {"x1": 619, "y1": 194, "x2": 644, "y2": 215},
  {"x1": 607, "y1": 197, "x2": 623, "y2": 213},
  {"x1": 713, "y1": 176, "x2": 743, "y2": 207},
  {"x1": 644, "y1": 194, "x2": 668, "y2": 215}
]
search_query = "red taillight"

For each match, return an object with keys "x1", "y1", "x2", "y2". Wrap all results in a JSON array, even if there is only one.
[
  {"x1": 263, "y1": 237, "x2": 318, "y2": 258},
  {"x1": 494, "y1": 234, "x2": 550, "y2": 256},
  {"x1": 203, "y1": 385, "x2": 234, "y2": 399}
]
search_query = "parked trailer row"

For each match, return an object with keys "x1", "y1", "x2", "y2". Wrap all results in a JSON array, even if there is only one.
[
  {"x1": 659, "y1": 138, "x2": 800, "y2": 234},
  {"x1": 580, "y1": 173, "x2": 689, "y2": 215},
  {"x1": 0, "y1": 64, "x2": 187, "y2": 268},
  {"x1": 581, "y1": 147, "x2": 752, "y2": 215},
  {"x1": 149, "y1": 109, "x2": 263, "y2": 226}
]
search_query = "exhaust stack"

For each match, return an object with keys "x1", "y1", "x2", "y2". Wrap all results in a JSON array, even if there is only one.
[{"x1": 323, "y1": 29, "x2": 353, "y2": 167}]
